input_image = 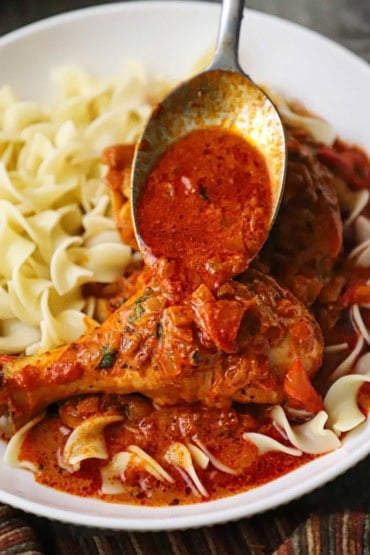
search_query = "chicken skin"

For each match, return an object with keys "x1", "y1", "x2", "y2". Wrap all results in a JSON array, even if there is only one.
[{"x1": 0, "y1": 270, "x2": 323, "y2": 431}]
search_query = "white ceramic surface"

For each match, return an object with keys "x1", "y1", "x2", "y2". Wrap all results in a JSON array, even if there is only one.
[{"x1": 0, "y1": 1, "x2": 369, "y2": 531}]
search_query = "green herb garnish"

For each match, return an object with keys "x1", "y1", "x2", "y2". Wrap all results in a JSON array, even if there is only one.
[
  {"x1": 134, "y1": 288, "x2": 152, "y2": 305},
  {"x1": 128, "y1": 288, "x2": 152, "y2": 323},
  {"x1": 98, "y1": 345, "x2": 118, "y2": 369},
  {"x1": 128, "y1": 303, "x2": 145, "y2": 323}
]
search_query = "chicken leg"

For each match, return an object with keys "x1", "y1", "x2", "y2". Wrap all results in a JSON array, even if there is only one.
[{"x1": 0, "y1": 270, "x2": 323, "y2": 432}]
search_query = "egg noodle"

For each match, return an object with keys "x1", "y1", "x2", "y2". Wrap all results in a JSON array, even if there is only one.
[{"x1": 0, "y1": 64, "x2": 169, "y2": 355}]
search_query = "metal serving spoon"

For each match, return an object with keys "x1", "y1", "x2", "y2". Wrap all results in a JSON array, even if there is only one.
[{"x1": 131, "y1": 0, "x2": 286, "y2": 254}]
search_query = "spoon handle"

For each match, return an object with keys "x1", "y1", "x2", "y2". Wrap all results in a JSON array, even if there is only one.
[{"x1": 210, "y1": 0, "x2": 245, "y2": 72}]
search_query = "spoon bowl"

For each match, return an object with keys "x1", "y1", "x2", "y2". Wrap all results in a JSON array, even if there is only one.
[{"x1": 131, "y1": 0, "x2": 286, "y2": 259}]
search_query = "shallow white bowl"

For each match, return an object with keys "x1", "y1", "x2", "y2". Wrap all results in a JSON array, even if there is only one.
[{"x1": 0, "y1": 0, "x2": 369, "y2": 531}]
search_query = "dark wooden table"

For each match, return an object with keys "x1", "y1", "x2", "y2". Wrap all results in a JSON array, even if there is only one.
[{"x1": 0, "y1": 2, "x2": 369, "y2": 554}]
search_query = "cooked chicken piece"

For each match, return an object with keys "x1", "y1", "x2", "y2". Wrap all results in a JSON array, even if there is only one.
[
  {"x1": 0, "y1": 270, "x2": 323, "y2": 432},
  {"x1": 253, "y1": 130, "x2": 343, "y2": 305}
]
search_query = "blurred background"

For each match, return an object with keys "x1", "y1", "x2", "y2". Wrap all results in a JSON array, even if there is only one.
[{"x1": 0, "y1": 0, "x2": 369, "y2": 61}]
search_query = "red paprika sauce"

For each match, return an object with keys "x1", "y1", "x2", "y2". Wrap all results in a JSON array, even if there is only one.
[
  {"x1": 10, "y1": 128, "x2": 370, "y2": 508},
  {"x1": 137, "y1": 127, "x2": 272, "y2": 292},
  {"x1": 20, "y1": 398, "x2": 313, "y2": 506}
]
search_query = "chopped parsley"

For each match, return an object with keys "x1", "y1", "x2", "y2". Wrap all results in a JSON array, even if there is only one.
[
  {"x1": 128, "y1": 303, "x2": 145, "y2": 323},
  {"x1": 134, "y1": 287, "x2": 152, "y2": 305},
  {"x1": 128, "y1": 287, "x2": 152, "y2": 323},
  {"x1": 98, "y1": 345, "x2": 118, "y2": 369}
]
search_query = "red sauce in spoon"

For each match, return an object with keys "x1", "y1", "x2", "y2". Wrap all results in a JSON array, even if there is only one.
[{"x1": 137, "y1": 127, "x2": 272, "y2": 292}]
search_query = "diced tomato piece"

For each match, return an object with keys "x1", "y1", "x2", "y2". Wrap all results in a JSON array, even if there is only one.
[
  {"x1": 318, "y1": 145, "x2": 370, "y2": 190},
  {"x1": 191, "y1": 284, "x2": 248, "y2": 353},
  {"x1": 341, "y1": 284, "x2": 370, "y2": 307},
  {"x1": 283, "y1": 359, "x2": 324, "y2": 413}
]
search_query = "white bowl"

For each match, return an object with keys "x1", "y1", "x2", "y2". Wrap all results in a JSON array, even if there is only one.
[{"x1": 0, "y1": 1, "x2": 369, "y2": 531}]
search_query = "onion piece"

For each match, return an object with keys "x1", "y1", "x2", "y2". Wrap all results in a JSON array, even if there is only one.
[
  {"x1": 285, "y1": 407, "x2": 313, "y2": 421},
  {"x1": 128, "y1": 445, "x2": 174, "y2": 483},
  {"x1": 324, "y1": 343, "x2": 349, "y2": 354},
  {"x1": 349, "y1": 238, "x2": 370, "y2": 260},
  {"x1": 330, "y1": 334, "x2": 364, "y2": 381},
  {"x1": 187, "y1": 443, "x2": 209, "y2": 469},
  {"x1": 100, "y1": 452, "x2": 131, "y2": 495},
  {"x1": 175, "y1": 466, "x2": 202, "y2": 498},
  {"x1": 101, "y1": 446, "x2": 174, "y2": 494},
  {"x1": 164, "y1": 442, "x2": 208, "y2": 497},
  {"x1": 355, "y1": 215, "x2": 370, "y2": 244},
  {"x1": 124, "y1": 424, "x2": 139, "y2": 434},
  {"x1": 354, "y1": 247, "x2": 370, "y2": 268},
  {"x1": 243, "y1": 432, "x2": 302, "y2": 457},
  {"x1": 351, "y1": 305, "x2": 370, "y2": 345},
  {"x1": 344, "y1": 189, "x2": 369, "y2": 227},
  {"x1": 355, "y1": 352, "x2": 370, "y2": 375},
  {"x1": 192, "y1": 437, "x2": 237, "y2": 475}
]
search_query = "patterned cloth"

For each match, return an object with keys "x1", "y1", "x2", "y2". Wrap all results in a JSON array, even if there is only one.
[
  {"x1": 2, "y1": 507, "x2": 369, "y2": 554},
  {"x1": 0, "y1": 455, "x2": 368, "y2": 555}
]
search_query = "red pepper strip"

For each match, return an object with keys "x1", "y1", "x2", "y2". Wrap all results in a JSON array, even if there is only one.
[
  {"x1": 318, "y1": 146, "x2": 370, "y2": 190},
  {"x1": 340, "y1": 284, "x2": 370, "y2": 307},
  {"x1": 283, "y1": 359, "x2": 324, "y2": 414}
]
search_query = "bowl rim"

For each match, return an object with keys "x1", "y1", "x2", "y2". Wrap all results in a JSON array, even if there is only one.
[{"x1": 0, "y1": 0, "x2": 369, "y2": 531}]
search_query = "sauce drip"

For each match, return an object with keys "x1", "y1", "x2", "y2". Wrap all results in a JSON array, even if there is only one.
[{"x1": 137, "y1": 127, "x2": 272, "y2": 291}]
